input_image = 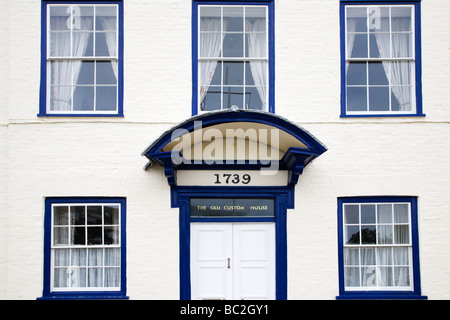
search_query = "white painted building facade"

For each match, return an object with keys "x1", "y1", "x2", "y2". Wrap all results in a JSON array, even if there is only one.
[{"x1": 0, "y1": 0, "x2": 449, "y2": 300}]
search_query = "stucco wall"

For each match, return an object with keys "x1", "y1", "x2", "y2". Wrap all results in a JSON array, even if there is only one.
[{"x1": 1, "y1": 0, "x2": 449, "y2": 299}]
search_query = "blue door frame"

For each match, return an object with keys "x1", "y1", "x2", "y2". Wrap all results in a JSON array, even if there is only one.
[{"x1": 171, "y1": 185, "x2": 294, "y2": 300}]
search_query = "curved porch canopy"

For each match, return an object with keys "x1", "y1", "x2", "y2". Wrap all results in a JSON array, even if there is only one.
[{"x1": 142, "y1": 109, "x2": 327, "y2": 186}]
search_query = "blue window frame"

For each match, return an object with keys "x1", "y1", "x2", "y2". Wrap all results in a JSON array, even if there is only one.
[
  {"x1": 40, "y1": 197, "x2": 127, "y2": 300},
  {"x1": 340, "y1": 0, "x2": 424, "y2": 117},
  {"x1": 192, "y1": 0, "x2": 275, "y2": 115},
  {"x1": 337, "y1": 196, "x2": 426, "y2": 299},
  {"x1": 39, "y1": 1, "x2": 124, "y2": 117}
]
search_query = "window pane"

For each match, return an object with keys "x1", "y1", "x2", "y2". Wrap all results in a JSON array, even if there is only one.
[
  {"x1": 394, "y1": 247, "x2": 409, "y2": 265},
  {"x1": 105, "y1": 248, "x2": 121, "y2": 266},
  {"x1": 246, "y1": 7, "x2": 266, "y2": 30},
  {"x1": 345, "y1": 225, "x2": 360, "y2": 244},
  {"x1": 96, "y1": 86, "x2": 117, "y2": 111},
  {"x1": 223, "y1": 62, "x2": 243, "y2": 85},
  {"x1": 377, "y1": 247, "x2": 392, "y2": 265},
  {"x1": 54, "y1": 268, "x2": 69, "y2": 288},
  {"x1": 394, "y1": 204, "x2": 409, "y2": 223},
  {"x1": 347, "y1": 87, "x2": 367, "y2": 111},
  {"x1": 54, "y1": 249, "x2": 69, "y2": 266},
  {"x1": 71, "y1": 226, "x2": 85, "y2": 245},
  {"x1": 88, "y1": 268, "x2": 103, "y2": 287},
  {"x1": 72, "y1": 268, "x2": 87, "y2": 287},
  {"x1": 245, "y1": 87, "x2": 264, "y2": 110},
  {"x1": 49, "y1": 5, "x2": 70, "y2": 31},
  {"x1": 105, "y1": 268, "x2": 120, "y2": 287},
  {"x1": 96, "y1": 6, "x2": 117, "y2": 31},
  {"x1": 377, "y1": 204, "x2": 392, "y2": 223},
  {"x1": 369, "y1": 87, "x2": 390, "y2": 111},
  {"x1": 72, "y1": 32, "x2": 93, "y2": 57},
  {"x1": 349, "y1": 34, "x2": 368, "y2": 58},
  {"x1": 88, "y1": 248, "x2": 103, "y2": 266},
  {"x1": 87, "y1": 206, "x2": 102, "y2": 225},
  {"x1": 361, "y1": 225, "x2": 376, "y2": 244},
  {"x1": 200, "y1": 7, "x2": 221, "y2": 31},
  {"x1": 392, "y1": 33, "x2": 413, "y2": 58},
  {"x1": 96, "y1": 61, "x2": 117, "y2": 84},
  {"x1": 394, "y1": 225, "x2": 410, "y2": 244},
  {"x1": 361, "y1": 248, "x2": 375, "y2": 265},
  {"x1": 77, "y1": 61, "x2": 95, "y2": 85},
  {"x1": 70, "y1": 206, "x2": 85, "y2": 225},
  {"x1": 369, "y1": 62, "x2": 388, "y2": 85},
  {"x1": 391, "y1": 7, "x2": 412, "y2": 32},
  {"x1": 96, "y1": 32, "x2": 116, "y2": 56},
  {"x1": 223, "y1": 86, "x2": 243, "y2": 109},
  {"x1": 378, "y1": 225, "x2": 393, "y2": 244},
  {"x1": 73, "y1": 86, "x2": 94, "y2": 111},
  {"x1": 54, "y1": 206, "x2": 69, "y2": 225},
  {"x1": 223, "y1": 33, "x2": 244, "y2": 57},
  {"x1": 199, "y1": 32, "x2": 222, "y2": 57},
  {"x1": 368, "y1": 7, "x2": 390, "y2": 32},
  {"x1": 347, "y1": 7, "x2": 367, "y2": 32},
  {"x1": 50, "y1": 62, "x2": 72, "y2": 85},
  {"x1": 202, "y1": 86, "x2": 221, "y2": 111},
  {"x1": 49, "y1": 32, "x2": 71, "y2": 56},
  {"x1": 344, "y1": 205, "x2": 359, "y2": 224},
  {"x1": 245, "y1": 32, "x2": 266, "y2": 58},
  {"x1": 104, "y1": 205, "x2": 119, "y2": 225},
  {"x1": 105, "y1": 226, "x2": 120, "y2": 245},
  {"x1": 344, "y1": 248, "x2": 359, "y2": 265},
  {"x1": 378, "y1": 267, "x2": 393, "y2": 286},
  {"x1": 347, "y1": 62, "x2": 366, "y2": 86},
  {"x1": 71, "y1": 248, "x2": 87, "y2": 266},
  {"x1": 345, "y1": 267, "x2": 360, "y2": 287},
  {"x1": 394, "y1": 267, "x2": 410, "y2": 286},
  {"x1": 361, "y1": 205, "x2": 376, "y2": 223},
  {"x1": 87, "y1": 227, "x2": 103, "y2": 245},
  {"x1": 53, "y1": 227, "x2": 69, "y2": 245},
  {"x1": 224, "y1": 7, "x2": 243, "y2": 31},
  {"x1": 78, "y1": 6, "x2": 94, "y2": 31}
]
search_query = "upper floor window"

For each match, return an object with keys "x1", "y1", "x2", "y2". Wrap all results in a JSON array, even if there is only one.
[
  {"x1": 341, "y1": 1, "x2": 423, "y2": 117},
  {"x1": 39, "y1": 1, "x2": 123, "y2": 117},
  {"x1": 40, "y1": 197, "x2": 127, "y2": 300},
  {"x1": 337, "y1": 196, "x2": 426, "y2": 300},
  {"x1": 193, "y1": 1, "x2": 274, "y2": 115}
]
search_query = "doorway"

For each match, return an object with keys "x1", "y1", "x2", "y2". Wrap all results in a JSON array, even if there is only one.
[{"x1": 190, "y1": 223, "x2": 275, "y2": 300}]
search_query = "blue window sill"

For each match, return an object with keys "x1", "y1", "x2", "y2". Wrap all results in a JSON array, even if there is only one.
[
  {"x1": 37, "y1": 292, "x2": 129, "y2": 300},
  {"x1": 340, "y1": 114, "x2": 426, "y2": 118},
  {"x1": 37, "y1": 113, "x2": 124, "y2": 118},
  {"x1": 337, "y1": 292, "x2": 428, "y2": 300}
]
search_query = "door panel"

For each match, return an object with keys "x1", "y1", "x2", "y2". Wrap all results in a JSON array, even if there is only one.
[
  {"x1": 191, "y1": 224, "x2": 233, "y2": 300},
  {"x1": 190, "y1": 223, "x2": 275, "y2": 300},
  {"x1": 233, "y1": 224, "x2": 275, "y2": 300}
]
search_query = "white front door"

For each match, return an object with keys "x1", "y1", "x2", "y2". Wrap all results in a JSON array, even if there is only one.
[{"x1": 190, "y1": 223, "x2": 275, "y2": 300}]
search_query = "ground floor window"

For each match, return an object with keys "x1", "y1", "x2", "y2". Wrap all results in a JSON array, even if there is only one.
[
  {"x1": 337, "y1": 196, "x2": 426, "y2": 299},
  {"x1": 40, "y1": 197, "x2": 127, "y2": 300}
]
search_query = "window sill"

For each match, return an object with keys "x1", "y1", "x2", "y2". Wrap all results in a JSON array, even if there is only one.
[
  {"x1": 336, "y1": 292, "x2": 428, "y2": 300},
  {"x1": 37, "y1": 113, "x2": 124, "y2": 118},
  {"x1": 340, "y1": 113, "x2": 426, "y2": 118},
  {"x1": 37, "y1": 292, "x2": 129, "y2": 300}
]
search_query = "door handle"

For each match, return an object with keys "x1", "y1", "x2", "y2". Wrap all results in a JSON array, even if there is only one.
[{"x1": 227, "y1": 258, "x2": 231, "y2": 269}]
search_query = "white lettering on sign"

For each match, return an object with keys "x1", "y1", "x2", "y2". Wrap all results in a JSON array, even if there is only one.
[{"x1": 176, "y1": 170, "x2": 288, "y2": 186}]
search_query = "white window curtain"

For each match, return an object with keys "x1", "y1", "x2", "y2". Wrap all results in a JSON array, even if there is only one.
[
  {"x1": 245, "y1": 18, "x2": 267, "y2": 110},
  {"x1": 100, "y1": 17, "x2": 118, "y2": 79},
  {"x1": 199, "y1": 18, "x2": 225, "y2": 107},
  {"x1": 375, "y1": 17, "x2": 413, "y2": 111},
  {"x1": 53, "y1": 248, "x2": 120, "y2": 289},
  {"x1": 50, "y1": 17, "x2": 93, "y2": 111},
  {"x1": 346, "y1": 17, "x2": 358, "y2": 71}
]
